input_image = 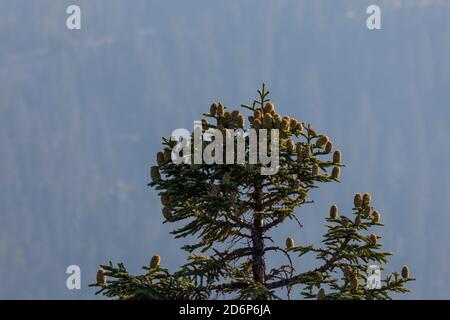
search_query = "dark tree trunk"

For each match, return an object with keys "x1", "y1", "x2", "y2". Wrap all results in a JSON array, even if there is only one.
[{"x1": 252, "y1": 181, "x2": 266, "y2": 284}]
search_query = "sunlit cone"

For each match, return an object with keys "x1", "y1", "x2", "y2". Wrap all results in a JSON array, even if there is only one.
[
  {"x1": 354, "y1": 193, "x2": 362, "y2": 208},
  {"x1": 294, "y1": 179, "x2": 301, "y2": 190},
  {"x1": 317, "y1": 288, "x2": 325, "y2": 300},
  {"x1": 363, "y1": 206, "x2": 372, "y2": 218},
  {"x1": 286, "y1": 139, "x2": 295, "y2": 153},
  {"x1": 303, "y1": 145, "x2": 312, "y2": 159},
  {"x1": 202, "y1": 120, "x2": 210, "y2": 132},
  {"x1": 157, "y1": 151, "x2": 165, "y2": 166},
  {"x1": 286, "y1": 236, "x2": 295, "y2": 249},
  {"x1": 331, "y1": 166, "x2": 340, "y2": 179},
  {"x1": 161, "y1": 194, "x2": 170, "y2": 206},
  {"x1": 237, "y1": 114, "x2": 245, "y2": 128},
  {"x1": 312, "y1": 163, "x2": 320, "y2": 176},
  {"x1": 372, "y1": 211, "x2": 381, "y2": 223},
  {"x1": 150, "y1": 255, "x2": 161, "y2": 269},
  {"x1": 162, "y1": 207, "x2": 172, "y2": 219},
  {"x1": 294, "y1": 122, "x2": 303, "y2": 132},
  {"x1": 330, "y1": 205, "x2": 338, "y2": 219},
  {"x1": 210, "y1": 103, "x2": 217, "y2": 115},
  {"x1": 290, "y1": 118, "x2": 298, "y2": 129},
  {"x1": 333, "y1": 149, "x2": 341, "y2": 164},
  {"x1": 254, "y1": 109, "x2": 262, "y2": 120},
  {"x1": 401, "y1": 265, "x2": 410, "y2": 279},
  {"x1": 263, "y1": 114, "x2": 273, "y2": 129},
  {"x1": 151, "y1": 166, "x2": 160, "y2": 182},
  {"x1": 325, "y1": 141, "x2": 333, "y2": 154},
  {"x1": 363, "y1": 193, "x2": 372, "y2": 206},
  {"x1": 281, "y1": 119, "x2": 290, "y2": 131},
  {"x1": 96, "y1": 267, "x2": 106, "y2": 285},
  {"x1": 231, "y1": 110, "x2": 240, "y2": 121},
  {"x1": 273, "y1": 113, "x2": 281, "y2": 121},
  {"x1": 264, "y1": 102, "x2": 275, "y2": 114},
  {"x1": 369, "y1": 234, "x2": 378, "y2": 246},
  {"x1": 316, "y1": 135, "x2": 329, "y2": 147},
  {"x1": 254, "y1": 118, "x2": 262, "y2": 129},
  {"x1": 296, "y1": 142, "x2": 302, "y2": 154},
  {"x1": 217, "y1": 103, "x2": 225, "y2": 117},
  {"x1": 308, "y1": 127, "x2": 317, "y2": 137}
]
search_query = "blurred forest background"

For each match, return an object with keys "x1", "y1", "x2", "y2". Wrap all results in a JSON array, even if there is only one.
[{"x1": 0, "y1": 0, "x2": 449, "y2": 299}]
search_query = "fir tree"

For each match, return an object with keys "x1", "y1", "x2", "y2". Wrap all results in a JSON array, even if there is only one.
[{"x1": 91, "y1": 84, "x2": 414, "y2": 300}]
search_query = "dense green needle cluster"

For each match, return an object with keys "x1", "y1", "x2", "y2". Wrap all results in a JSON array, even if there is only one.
[{"x1": 91, "y1": 85, "x2": 414, "y2": 300}]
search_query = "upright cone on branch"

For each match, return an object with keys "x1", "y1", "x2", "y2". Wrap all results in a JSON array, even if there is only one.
[
  {"x1": 254, "y1": 118, "x2": 262, "y2": 129},
  {"x1": 312, "y1": 164, "x2": 320, "y2": 176},
  {"x1": 161, "y1": 194, "x2": 170, "y2": 206},
  {"x1": 281, "y1": 119, "x2": 290, "y2": 131},
  {"x1": 294, "y1": 179, "x2": 301, "y2": 190},
  {"x1": 263, "y1": 113, "x2": 273, "y2": 129},
  {"x1": 372, "y1": 211, "x2": 381, "y2": 223},
  {"x1": 330, "y1": 205, "x2": 338, "y2": 219},
  {"x1": 369, "y1": 234, "x2": 378, "y2": 246},
  {"x1": 151, "y1": 166, "x2": 160, "y2": 182},
  {"x1": 286, "y1": 139, "x2": 295, "y2": 153},
  {"x1": 354, "y1": 193, "x2": 363, "y2": 208},
  {"x1": 290, "y1": 118, "x2": 298, "y2": 130},
  {"x1": 286, "y1": 236, "x2": 295, "y2": 249},
  {"x1": 363, "y1": 193, "x2": 372, "y2": 206},
  {"x1": 157, "y1": 151, "x2": 165, "y2": 166},
  {"x1": 150, "y1": 255, "x2": 161, "y2": 269},
  {"x1": 162, "y1": 207, "x2": 172, "y2": 219},
  {"x1": 331, "y1": 166, "x2": 340, "y2": 179},
  {"x1": 96, "y1": 268, "x2": 106, "y2": 285},
  {"x1": 325, "y1": 141, "x2": 333, "y2": 154},
  {"x1": 163, "y1": 148, "x2": 172, "y2": 162},
  {"x1": 217, "y1": 103, "x2": 225, "y2": 117},
  {"x1": 401, "y1": 265, "x2": 410, "y2": 279},
  {"x1": 308, "y1": 127, "x2": 317, "y2": 137},
  {"x1": 333, "y1": 149, "x2": 341, "y2": 164},
  {"x1": 316, "y1": 135, "x2": 329, "y2": 148},
  {"x1": 237, "y1": 114, "x2": 245, "y2": 128},
  {"x1": 264, "y1": 102, "x2": 275, "y2": 114},
  {"x1": 303, "y1": 145, "x2": 312, "y2": 159},
  {"x1": 210, "y1": 103, "x2": 217, "y2": 115}
]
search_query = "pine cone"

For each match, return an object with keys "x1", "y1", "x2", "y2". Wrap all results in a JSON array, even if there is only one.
[
  {"x1": 401, "y1": 265, "x2": 410, "y2": 279},
  {"x1": 150, "y1": 255, "x2": 161, "y2": 269},
  {"x1": 331, "y1": 166, "x2": 340, "y2": 179},
  {"x1": 325, "y1": 141, "x2": 333, "y2": 154},
  {"x1": 210, "y1": 103, "x2": 217, "y2": 116},
  {"x1": 333, "y1": 149, "x2": 341, "y2": 164},
  {"x1": 96, "y1": 268, "x2": 106, "y2": 285},
  {"x1": 286, "y1": 236, "x2": 294, "y2": 249},
  {"x1": 354, "y1": 193, "x2": 362, "y2": 208},
  {"x1": 330, "y1": 205, "x2": 338, "y2": 219}
]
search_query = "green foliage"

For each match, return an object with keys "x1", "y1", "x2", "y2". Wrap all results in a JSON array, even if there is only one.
[{"x1": 91, "y1": 85, "x2": 414, "y2": 300}]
